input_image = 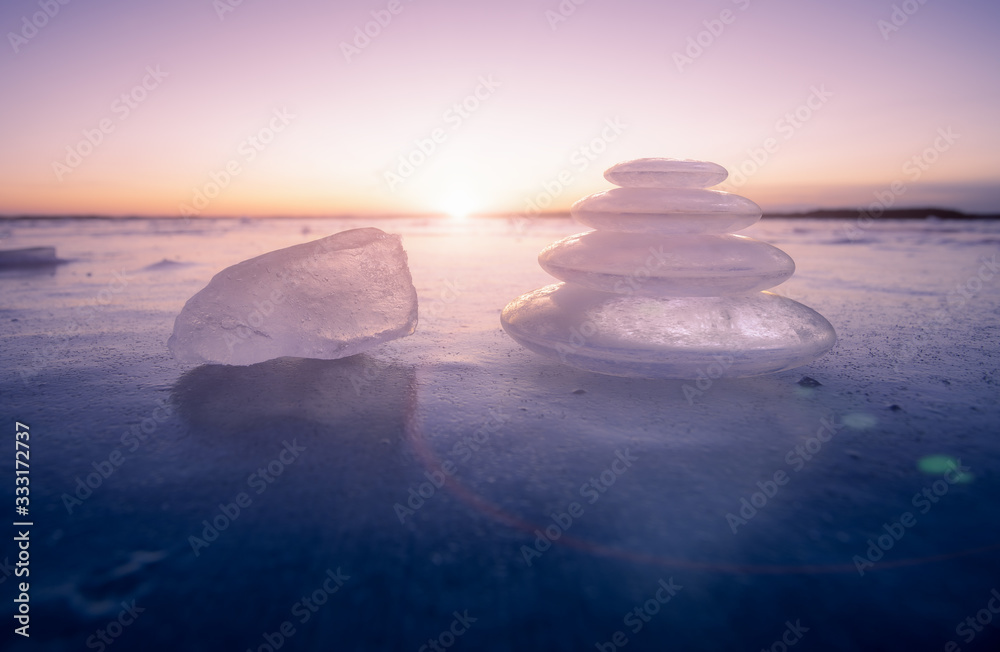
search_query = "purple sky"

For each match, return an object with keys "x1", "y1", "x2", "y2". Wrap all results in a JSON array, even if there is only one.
[{"x1": 1, "y1": 0, "x2": 998, "y2": 217}]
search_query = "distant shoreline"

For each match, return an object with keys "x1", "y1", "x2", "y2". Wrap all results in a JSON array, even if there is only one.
[
  {"x1": 1, "y1": 208, "x2": 999, "y2": 221},
  {"x1": 763, "y1": 208, "x2": 1000, "y2": 220}
]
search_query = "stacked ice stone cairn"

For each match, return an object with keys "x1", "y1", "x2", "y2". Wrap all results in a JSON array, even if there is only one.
[{"x1": 500, "y1": 158, "x2": 836, "y2": 378}]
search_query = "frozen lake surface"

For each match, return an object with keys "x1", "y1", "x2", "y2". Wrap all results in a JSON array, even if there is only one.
[{"x1": 1, "y1": 216, "x2": 999, "y2": 651}]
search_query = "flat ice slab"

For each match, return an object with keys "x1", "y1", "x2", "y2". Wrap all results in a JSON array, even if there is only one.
[{"x1": 0, "y1": 245, "x2": 64, "y2": 267}]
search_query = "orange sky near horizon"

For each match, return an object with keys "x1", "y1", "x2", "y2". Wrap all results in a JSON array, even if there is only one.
[{"x1": 1, "y1": 0, "x2": 998, "y2": 218}]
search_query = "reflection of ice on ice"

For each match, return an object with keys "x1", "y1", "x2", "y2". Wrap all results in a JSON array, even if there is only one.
[{"x1": 171, "y1": 355, "x2": 416, "y2": 436}]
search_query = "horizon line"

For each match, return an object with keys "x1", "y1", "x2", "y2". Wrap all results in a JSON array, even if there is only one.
[{"x1": 2, "y1": 206, "x2": 999, "y2": 221}]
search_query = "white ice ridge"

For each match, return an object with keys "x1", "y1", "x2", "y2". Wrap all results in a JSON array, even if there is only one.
[
  {"x1": 168, "y1": 227, "x2": 418, "y2": 366},
  {"x1": 501, "y1": 158, "x2": 836, "y2": 378}
]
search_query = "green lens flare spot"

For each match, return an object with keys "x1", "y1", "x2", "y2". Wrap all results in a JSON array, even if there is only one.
[
  {"x1": 842, "y1": 413, "x2": 877, "y2": 430},
  {"x1": 917, "y1": 455, "x2": 974, "y2": 483}
]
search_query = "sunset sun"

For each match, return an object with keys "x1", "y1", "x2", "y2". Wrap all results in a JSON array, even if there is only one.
[{"x1": 441, "y1": 193, "x2": 477, "y2": 221}]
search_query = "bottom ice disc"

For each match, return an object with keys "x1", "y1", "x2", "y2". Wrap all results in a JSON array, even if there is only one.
[{"x1": 500, "y1": 283, "x2": 836, "y2": 379}]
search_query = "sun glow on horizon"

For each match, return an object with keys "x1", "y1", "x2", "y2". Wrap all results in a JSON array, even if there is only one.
[{"x1": 441, "y1": 192, "x2": 479, "y2": 221}]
